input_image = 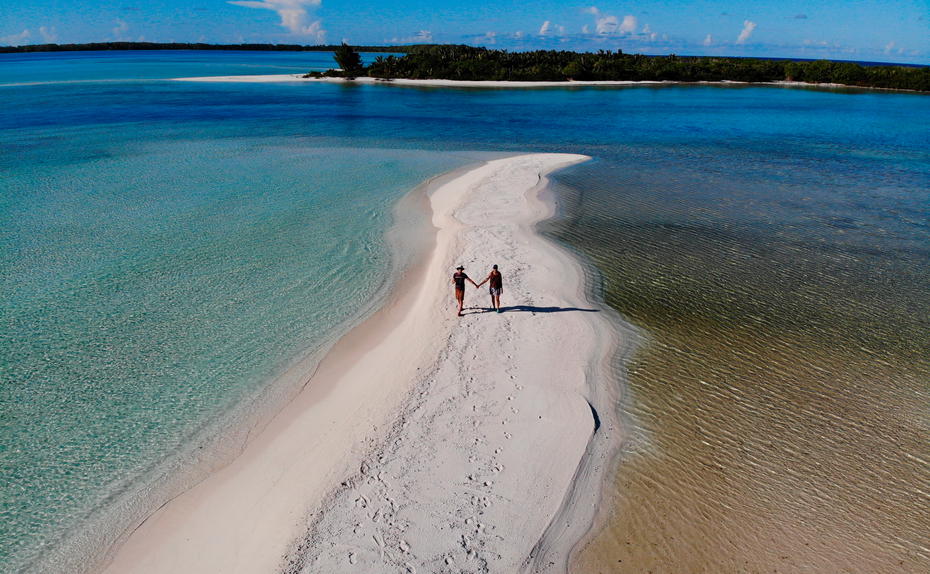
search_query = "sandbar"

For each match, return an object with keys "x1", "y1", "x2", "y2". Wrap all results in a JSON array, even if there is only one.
[{"x1": 101, "y1": 153, "x2": 626, "y2": 574}]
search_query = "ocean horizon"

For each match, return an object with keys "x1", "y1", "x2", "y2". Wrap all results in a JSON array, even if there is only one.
[{"x1": 2, "y1": 50, "x2": 928, "y2": 572}]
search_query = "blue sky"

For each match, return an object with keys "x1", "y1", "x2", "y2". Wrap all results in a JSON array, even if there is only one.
[{"x1": 1, "y1": 1, "x2": 927, "y2": 64}]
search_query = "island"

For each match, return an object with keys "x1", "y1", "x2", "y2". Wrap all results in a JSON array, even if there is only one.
[{"x1": 316, "y1": 43, "x2": 930, "y2": 92}]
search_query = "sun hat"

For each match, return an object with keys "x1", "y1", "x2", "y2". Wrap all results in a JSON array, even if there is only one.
[{"x1": 456, "y1": 265, "x2": 464, "y2": 270}]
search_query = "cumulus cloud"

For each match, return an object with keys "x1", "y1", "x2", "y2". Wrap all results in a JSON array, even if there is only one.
[
  {"x1": 539, "y1": 20, "x2": 551, "y2": 35},
  {"x1": 703, "y1": 34, "x2": 713, "y2": 46},
  {"x1": 229, "y1": 0, "x2": 325, "y2": 40},
  {"x1": 884, "y1": 41, "x2": 895, "y2": 54},
  {"x1": 620, "y1": 15, "x2": 637, "y2": 33},
  {"x1": 736, "y1": 20, "x2": 756, "y2": 44},
  {"x1": 391, "y1": 30, "x2": 432, "y2": 44},
  {"x1": 596, "y1": 15, "x2": 619, "y2": 34},
  {"x1": 39, "y1": 26, "x2": 58, "y2": 42},
  {"x1": 483, "y1": 31, "x2": 496, "y2": 45},
  {"x1": 112, "y1": 19, "x2": 130, "y2": 40},
  {"x1": 0, "y1": 29, "x2": 30, "y2": 45},
  {"x1": 584, "y1": 7, "x2": 637, "y2": 36}
]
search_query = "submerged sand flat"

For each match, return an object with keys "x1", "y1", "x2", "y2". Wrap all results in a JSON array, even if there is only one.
[{"x1": 101, "y1": 154, "x2": 628, "y2": 573}]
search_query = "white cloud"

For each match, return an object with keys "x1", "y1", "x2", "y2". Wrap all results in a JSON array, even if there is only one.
[
  {"x1": 703, "y1": 34, "x2": 713, "y2": 46},
  {"x1": 620, "y1": 15, "x2": 637, "y2": 33},
  {"x1": 483, "y1": 31, "x2": 496, "y2": 45},
  {"x1": 582, "y1": 24, "x2": 590, "y2": 34},
  {"x1": 39, "y1": 26, "x2": 58, "y2": 43},
  {"x1": 0, "y1": 29, "x2": 30, "y2": 45},
  {"x1": 736, "y1": 20, "x2": 756, "y2": 44},
  {"x1": 229, "y1": 0, "x2": 325, "y2": 40},
  {"x1": 112, "y1": 19, "x2": 130, "y2": 40},
  {"x1": 584, "y1": 7, "x2": 636, "y2": 36},
  {"x1": 391, "y1": 30, "x2": 432, "y2": 44},
  {"x1": 884, "y1": 41, "x2": 895, "y2": 54},
  {"x1": 597, "y1": 15, "x2": 619, "y2": 34},
  {"x1": 539, "y1": 20, "x2": 551, "y2": 35},
  {"x1": 513, "y1": 30, "x2": 525, "y2": 39}
]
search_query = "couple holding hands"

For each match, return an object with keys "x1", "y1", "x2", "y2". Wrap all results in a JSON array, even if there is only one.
[{"x1": 452, "y1": 264, "x2": 503, "y2": 316}]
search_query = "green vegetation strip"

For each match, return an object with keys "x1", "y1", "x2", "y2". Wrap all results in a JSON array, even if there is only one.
[{"x1": 345, "y1": 44, "x2": 928, "y2": 92}]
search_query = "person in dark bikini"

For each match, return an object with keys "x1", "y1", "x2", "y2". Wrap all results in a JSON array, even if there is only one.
[
  {"x1": 477, "y1": 264, "x2": 504, "y2": 312},
  {"x1": 452, "y1": 265, "x2": 478, "y2": 316}
]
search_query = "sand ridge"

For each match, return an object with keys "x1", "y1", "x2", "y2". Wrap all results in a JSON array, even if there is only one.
[{"x1": 283, "y1": 154, "x2": 626, "y2": 573}]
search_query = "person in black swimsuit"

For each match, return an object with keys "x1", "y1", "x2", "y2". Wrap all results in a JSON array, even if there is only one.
[
  {"x1": 477, "y1": 264, "x2": 504, "y2": 312},
  {"x1": 452, "y1": 265, "x2": 478, "y2": 316}
]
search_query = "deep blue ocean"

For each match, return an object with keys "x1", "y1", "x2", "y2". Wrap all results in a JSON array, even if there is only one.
[{"x1": 1, "y1": 51, "x2": 928, "y2": 572}]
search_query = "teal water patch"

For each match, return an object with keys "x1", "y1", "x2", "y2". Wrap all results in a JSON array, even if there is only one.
[
  {"x1": 0, "y1": 136, "x2": 470, "y2": 570},
  {"x1": 0, "y1": 49, "x2": 387, "y2": 85}
]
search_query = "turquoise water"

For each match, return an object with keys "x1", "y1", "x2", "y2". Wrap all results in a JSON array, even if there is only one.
[
  {"x1": 0, "y1": 49, "x2": 387, "y2": 85},
  {"x1": 1, "y1": 51, "x2": 928, "y2": 572}
]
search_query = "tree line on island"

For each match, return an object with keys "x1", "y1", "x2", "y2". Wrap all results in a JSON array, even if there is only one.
[{"x1": 324, "y1": 44, "x2": 929, "y2": 92}]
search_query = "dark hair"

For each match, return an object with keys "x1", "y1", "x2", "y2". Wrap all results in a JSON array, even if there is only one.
[{"x1": 492, "y1": 264, "x2": 498, "y2": 270}]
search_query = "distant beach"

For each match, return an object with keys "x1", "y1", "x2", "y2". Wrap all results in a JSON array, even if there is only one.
[{"x1": 173, "y1": 73, "x2": 915, "y2": 92}]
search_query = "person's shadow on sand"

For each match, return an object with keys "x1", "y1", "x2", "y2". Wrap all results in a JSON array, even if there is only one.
[{"x1": 500, "y1": 305, "x2": 599, "y2": 314}]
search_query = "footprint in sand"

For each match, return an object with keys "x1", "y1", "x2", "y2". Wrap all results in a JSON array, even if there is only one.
[
  {"x1": 494, "y1": 448, "x2": 502, "y2": 454},
  {"x1": 348, "y1": 552, "x2": 357, "y2": 565},
  {"x1": 504, "y1": 432, "x2": 512, "y2": 439}
]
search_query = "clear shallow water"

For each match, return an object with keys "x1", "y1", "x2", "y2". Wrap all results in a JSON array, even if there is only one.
[
  {"x1": 1, "y1": 52, "x2": 928, "y2": 572},
  {"x1": 0, "y1": 49, "x2": 386, "y2": 85}
]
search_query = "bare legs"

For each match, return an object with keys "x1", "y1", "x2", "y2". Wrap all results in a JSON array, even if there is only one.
[{"x1": 455, "y1": 289, "x2": 465, "y2": 316}]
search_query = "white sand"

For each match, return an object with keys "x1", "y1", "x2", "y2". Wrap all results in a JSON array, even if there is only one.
[
  {"x1": 101, "y1": 154, "x2": 626, "y2": 574},
  {"x1": 172, "y1": 74, "x2": 890, "y2": 91},
  {"x1": 172, "y1": 74, "x2": 664, "y2": 87}
]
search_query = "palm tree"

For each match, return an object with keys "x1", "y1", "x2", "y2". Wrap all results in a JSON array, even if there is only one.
[{"x1": 333, "y1": 43, "x2": 363, "y2": 75}]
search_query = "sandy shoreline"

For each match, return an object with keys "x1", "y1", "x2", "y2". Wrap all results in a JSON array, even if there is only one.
[
  {"x1": 171, "y1": 73, "x2": 903, "y2": 92},
  {"x1": 100, "y1": 153, "x2": 628, "y2": 573}
]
